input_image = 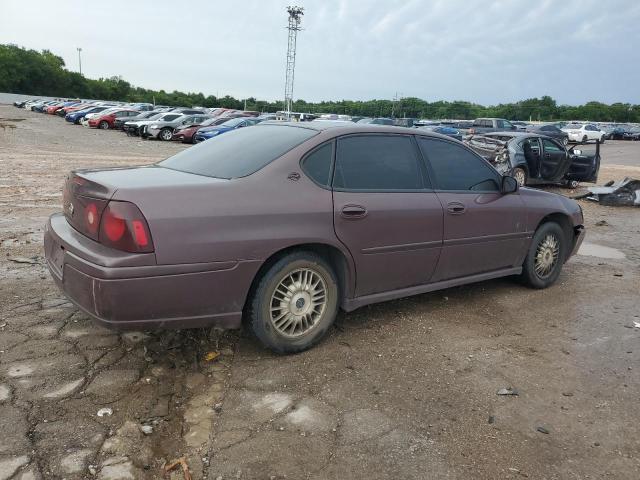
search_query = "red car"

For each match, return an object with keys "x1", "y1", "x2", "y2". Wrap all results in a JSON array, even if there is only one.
[
  {"x1": 171, "y1": 116, "x2": 241, "y2": 143},
  {"x1": 88, "y1": 109, "x2": 139, "y2": 129},
  {"x1": 45, "y1": 103, "x2": 67, "y2": 114},
  {"x1": 57, "y1": 103, "x2": 92, "y2": 117}
]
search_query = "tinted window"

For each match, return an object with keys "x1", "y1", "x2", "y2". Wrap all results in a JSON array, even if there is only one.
[
  {"x1": 334, "y1": 135, "x2": 424, "y2": 190},
  {"x1": 419, "y1": 137, "x2": 499, "y2": 191},
  {"x1": 159, "y1": 125, "x2": 317, "y2": 179},
  {"x1": 542, "y1": 138, "x2": 563, "y2": 153},
  {"x1": 301, "y1": 142, "x2": 332, "y2": 186}
]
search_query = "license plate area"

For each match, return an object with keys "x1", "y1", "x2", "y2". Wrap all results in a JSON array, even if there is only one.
[{"x1": 48, "y1": 241, "x2": 65, "y2": 279}]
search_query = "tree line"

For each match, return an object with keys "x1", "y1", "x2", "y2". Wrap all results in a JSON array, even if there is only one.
[{"x1": 1, "y1": 44, "x2": 638, "y2": 122}]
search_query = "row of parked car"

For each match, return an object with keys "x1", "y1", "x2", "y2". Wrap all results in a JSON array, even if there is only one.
[{"x1": 14, "y1": 98, "x2": 277, "y2": 144}]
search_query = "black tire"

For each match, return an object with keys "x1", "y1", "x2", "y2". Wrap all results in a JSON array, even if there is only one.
[
  {"x1": 600, "y1": 135, "x2": 605, "y2": 144},
  {"x1": 247, "y1": 251, "x2": 339, "y2": 354},
  {"x1": 562, "y1": 137, "x2": 569, "y2": 146},
  {"x1": 511, "y1": 167, "x2": 527, "y2": 186},
  {"x1": 159, "y1": 128, "x2": 173, "y2": 141},
  {"x1": 582, "y1": 135, "x2": 588, "y2": 143},
  {"x1": 99, "y1": 120, "x2": 109, "y2": 130},
  {"x1": 520, "y1": 222, "x2": 567, "y2": 289}
]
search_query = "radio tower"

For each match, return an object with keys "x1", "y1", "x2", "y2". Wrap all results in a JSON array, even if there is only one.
[{"x1": 283, "y1": 6, "x2": 303, "y2": 120}]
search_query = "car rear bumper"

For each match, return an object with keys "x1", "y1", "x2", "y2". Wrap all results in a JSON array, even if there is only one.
[{"x1": 44, "y1": 213, "x2": 257, "y2": 331}]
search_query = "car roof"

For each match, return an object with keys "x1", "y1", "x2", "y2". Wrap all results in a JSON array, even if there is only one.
[{"x1": 259, "y1": 121, "x2": 456, "y2": 139}]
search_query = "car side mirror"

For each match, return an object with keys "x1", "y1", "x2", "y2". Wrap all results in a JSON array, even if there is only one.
[{"x1": 501, "y1": 175, "x2": 519, "y2": 194}]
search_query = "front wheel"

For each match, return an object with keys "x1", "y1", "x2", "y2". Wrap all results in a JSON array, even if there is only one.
[
  {"x1": 582, "y1": 135, "x2": 588, "y2": 143},
  {"x1": 99, "y1": 121, "x2": 109, "y2": 130},
  {"x1": 520, "y1": 222, "x2": 567, "y2": 289},
  {"x1": 247, "y1": 251, "x2": 339, "y2": 354},
  {"x1": 511, "y1": 167, "x2": 527, "y2": 186},
  {"x1": 600, "y1": 135, "x2": 605, "y2": 144},
  {"x1": 159, "y1": 128, "x2": 173, "y2": 141}
]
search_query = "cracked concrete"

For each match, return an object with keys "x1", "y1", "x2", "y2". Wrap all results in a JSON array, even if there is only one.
[{"x1": 0, "y1": 107, "x2": 235, "y2": 480}]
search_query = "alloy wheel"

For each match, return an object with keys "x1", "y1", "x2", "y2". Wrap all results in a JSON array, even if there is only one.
[
  {"x1": 513, "y1": 168, "x2": 526, "y2": 186},
  {"x1": 534, "y1": 234, "x2": 560, "y2": 278},
  {"x1": 269, "y1": 268, "x2": 327, "y2": 337}
]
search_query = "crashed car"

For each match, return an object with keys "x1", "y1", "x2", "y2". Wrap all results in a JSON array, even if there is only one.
[{"x1": 464, "y1": 132, "x2": 599, "y2": 187}]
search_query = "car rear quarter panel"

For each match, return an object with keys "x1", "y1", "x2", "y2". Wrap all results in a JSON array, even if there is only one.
[{"x1": 112, "y1": 131, "x2": 350, "y2": 268}]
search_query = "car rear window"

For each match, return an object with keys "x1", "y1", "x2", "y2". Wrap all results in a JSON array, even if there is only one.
[{"x1": 159, "y1": 124, "x2": 318, "y2": 179}]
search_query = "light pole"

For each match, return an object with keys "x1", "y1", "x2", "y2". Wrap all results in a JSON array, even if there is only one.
[{"x1": 77, "y1": 47, "x2": 83, "y2": 76}]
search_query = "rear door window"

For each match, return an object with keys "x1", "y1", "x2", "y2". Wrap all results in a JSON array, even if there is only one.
[
  {"x1": 333, "y1": 135, "x2": 425, "y2": 190},
  {"x1": 418, "y1": 137, "x2": 500, "y2": 191},
  {"x1": 301, "y1": 142, "x2": 333, "y2": 187}
]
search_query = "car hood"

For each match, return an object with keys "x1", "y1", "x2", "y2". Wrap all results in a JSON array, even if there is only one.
[{"x1": 126, "y1": 120, "x2": 157, "y2": 126}]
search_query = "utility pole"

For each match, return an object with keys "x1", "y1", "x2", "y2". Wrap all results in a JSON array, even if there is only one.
[
  {"x1": 77, "y1": 47, "x2": 83, "y2": 76},
  {"x1": 283, "y1": 6, "x2": 303, "y2": 121}
]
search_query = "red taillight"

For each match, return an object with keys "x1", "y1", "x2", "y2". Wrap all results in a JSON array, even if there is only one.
[
  {"x1": 103, "y1": 208, "x2": 126, "y2": 241},
  {"x1": 131, "y1": 220, "x2": 149, "y2": 247},
  {"x1": 99, "y1": 201, "x2": 154, "y2": 253}
]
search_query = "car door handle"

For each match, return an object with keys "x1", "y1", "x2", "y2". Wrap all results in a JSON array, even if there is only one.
[
  {"x1": 447, "y1": 202, "x2": 466, "y2": 215},
  {"x1": 341, "y1": 205, "x2": 367, "y2": 219}
]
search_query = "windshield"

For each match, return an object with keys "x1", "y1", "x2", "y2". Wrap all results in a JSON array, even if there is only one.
[
  {"x1": 159, "y1": 125, "x2": 317, "y2": 179},
  {"x1": 158, "y1": 114, "x2": 181, "y2": 121},
  {"x1": 565, "y1": 123, "x2": 583, "y2": 129},
  {"x1": 220, "y1": 117, "x2": 245, "y2": 127}
]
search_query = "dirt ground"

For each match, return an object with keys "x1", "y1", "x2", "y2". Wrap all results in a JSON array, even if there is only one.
[{"x1": 1, "y1": 106, "x2": 639, "y2": 480}]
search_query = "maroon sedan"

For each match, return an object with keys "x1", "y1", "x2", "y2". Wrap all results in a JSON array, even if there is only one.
[
  {"x1": 45, "y1": 123, "x2": 585, "y2": 353},
  {"x1": 171, "y1": 116, "x2": 238, "y2": 143}
]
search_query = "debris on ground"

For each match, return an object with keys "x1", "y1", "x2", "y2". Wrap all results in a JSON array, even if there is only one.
[
  {"x1": 97, "y1": 407, "x2": 113, "y2": 417},
  {"x1": 164, "y1": 456, "x2": 192, "y2": 480},
  {"x1": 203, "y1": 351, "x2": 221, "y2": 362},
  {"x1": 537, "y1": 426, "x2": 550, "y2": 434},
  {"x1": 584, "y1": 177, "x2": 640, "y2": 206},
  {"x1": 497, "y1": 387, "x2": 519, "y2": 396},
  {"x1": 634, "y1": 321, "x2": 640, "y2": 329},
  {"x1": 595, "y1": 220, "x2": 609, "y2": 226},
  {"x1": 8, "y1": 256, "x2": 39, "y2": 264},
  {"x1": 140, "y1": 424, "x2": 153, "y2": 435}
]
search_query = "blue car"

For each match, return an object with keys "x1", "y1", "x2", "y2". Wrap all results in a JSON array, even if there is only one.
[
  {"x1": 193, "y1": 117, "x2": 262, "y2": 143},
  {"x1": 65, "y1": 106, "x2": 111, "y2": 124},
  {"x1": 417, "y1": 125, "x2": 463, "y2": 141}
]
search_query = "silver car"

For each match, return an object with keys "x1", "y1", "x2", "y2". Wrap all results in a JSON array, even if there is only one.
[{"x1": 141, "y1": 114, "x2": 212, "y2": 141}]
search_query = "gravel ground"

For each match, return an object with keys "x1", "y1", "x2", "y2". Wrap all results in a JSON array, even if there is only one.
[{"x1": 1, "y1": 106, "x2": 639, "y2": 479}]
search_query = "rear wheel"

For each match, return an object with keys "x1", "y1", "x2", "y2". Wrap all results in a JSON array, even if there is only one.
[
  {"x1": 99, "y1": 121, "x2": 109, "y2": 130},
  {"x1": 600, "y1": 135, "x2": 605, "y2": 144},
  {"x1": 247, "y1": 251, "x2": 339, "y2": 354},
  {"x1": 582, "y1": 135, "x2": 588, "y2": 143},
  {"x1": 511, "y1": 167, "x2": 527, "y2": 186},
  {"x1": 520, "y1": 222, "x2": 566, "y2": 289}
]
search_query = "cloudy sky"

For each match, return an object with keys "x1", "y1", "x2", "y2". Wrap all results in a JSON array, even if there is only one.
[{"x1": 1, "y1": 0, "x2": 638, "y2": 105}]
